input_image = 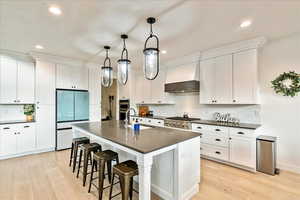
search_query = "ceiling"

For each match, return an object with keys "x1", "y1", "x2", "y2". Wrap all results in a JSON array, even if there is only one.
[{"x1": 1, "y1": 0, "x2": 300, "y2": 67}]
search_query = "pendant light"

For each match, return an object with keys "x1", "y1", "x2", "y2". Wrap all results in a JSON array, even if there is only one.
[
  {"x1": 101, "y1": 46, "x2": 113, "y2": 87},
  {"x1": 118, "y1": 34, "x2": 131, "y2": 85},
  {"x1": 143, "y1": 17, "x2": 159, "y2": 80}
]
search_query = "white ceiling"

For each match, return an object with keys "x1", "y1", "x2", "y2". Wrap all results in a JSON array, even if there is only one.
[{"x1": 1, "y1": 0, "x2": 300, "y2": 66}]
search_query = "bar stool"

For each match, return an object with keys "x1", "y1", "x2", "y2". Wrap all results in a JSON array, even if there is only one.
[
  {"x1": 88, "y1": 150, "x2": 119, "y2": 200},
  {"x1": 109, "y1": 160, "x2": 138, "y2": 200},
  {"x1": 77, "y1": 143, "x2": 102, "y2": 186},
  {"x1": 69, "y1": 137, "x2": 90, "y2": 173}
]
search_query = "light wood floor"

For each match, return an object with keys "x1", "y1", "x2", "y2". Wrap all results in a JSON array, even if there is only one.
[{"x1": 0, "y1": 150, "x2": 299, "y2": 200}]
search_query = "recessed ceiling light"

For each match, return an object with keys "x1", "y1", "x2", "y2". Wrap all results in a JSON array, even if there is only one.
[
  {"x1": 49, "y1": 6, "x2": 62, "y2": 16},
  {"x1": 161, "y1": 50, "x2": 167, "y2": 54},
  {"x1": 35, "y1": 45, "x2": 44, "y2": 50},
  {"x1": 240, "y1": 20, "x2": 252, "y2": 28}
]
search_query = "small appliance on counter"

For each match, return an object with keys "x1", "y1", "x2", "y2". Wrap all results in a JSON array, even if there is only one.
[{"x1": 138, "y1": 105, "x2": 149, "y2": 117}]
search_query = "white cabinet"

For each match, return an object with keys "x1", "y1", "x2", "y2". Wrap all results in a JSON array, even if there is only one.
[
  {"x1": 0, "y1": 56, "x2": 35, "y2": 104},
  {"x1": 16, "y1": 124, "x2": 36, "y2": 153},
  {"x1": 199, "y1": 49, "x2": 258, "y2": 104},
  {"x1": 35, "y1": 105, "x2": 55, "y2": 150},
  {"x1": 88, "y1": 67, "x2": 101, "y2": 121},
  {"x1": 233, "y1": 49, "x2": 258, "y2": 104},
  {"x1": 119, "y1": 81, "x2": 130, "y2": 100},
  {"x1": 89, "y1": 104, "x2": 101, "y2": 121},
  {"x1": 56, "y1": 64, "x2": 88, "y2": 90},
  {"x1": 35, "y1": 61, "x2": 56, "y2": 105},
  {"x1": 134, "y1": 70, "x2": 173, "y2": 104},
  {"x1": 130, "y1": 117, "x2": 164, "y2": 127},
  {"x1": 0, "y1": 123, "x2": 36, "y2": 157},
  {"x1": 200, "y1": 54, "x2": 232, "y2": 104}
]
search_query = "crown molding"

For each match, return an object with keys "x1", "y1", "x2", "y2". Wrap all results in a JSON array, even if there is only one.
[
  {"x1": 200, "y1": 36, "x2": 267, "y2": 60},
  {"x1": 0, "y1": 49, "x2": 34, "y2": 62},
  {"x1": 30, "y1": 51, "x2": 87, "y2": 67}
]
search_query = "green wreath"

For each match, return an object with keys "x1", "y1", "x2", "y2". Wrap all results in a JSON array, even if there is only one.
[{"x1": 271, "y1": 71, "x2": 300, "y2": 97}]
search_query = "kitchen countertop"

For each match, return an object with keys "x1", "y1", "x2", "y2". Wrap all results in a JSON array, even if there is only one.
[
  {"x1": 72, "y1": 120, "x2": 200, "y2": 154},
  {"x1": 191, "y1": 120, "x2": 261, "y2": 130},
  {"x1": 0, "y1": 120, "x2": 36, "y2": 125}
]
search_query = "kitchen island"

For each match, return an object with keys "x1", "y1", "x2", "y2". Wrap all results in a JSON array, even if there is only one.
[{"x1": 72, "y1": 121, "x2": 200, "y2": 200}]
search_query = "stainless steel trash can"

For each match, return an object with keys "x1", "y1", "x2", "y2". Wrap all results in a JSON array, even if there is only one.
[{"x1": 257, "y1": 135, "x2": 277, "y2": 175}]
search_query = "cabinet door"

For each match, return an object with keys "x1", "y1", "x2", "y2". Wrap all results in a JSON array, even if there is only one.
[
  {"x1": 35, "y1": 61, "x2": 56, "y2": 105},
  {"x1": 151, "y1": 69, "x2": 166, "y2": 103},
  {"x1": 214, "y1": 55, "x2": 232, "y2": 104},
  {"x1": 0, "y1": 56, "x2": 18, "y2": 104},
  {"x1": 36, "y1": 105, "x2": 55, "y2": 149},
  {"x1": 88, "y1": 67, "x2": 101, "y2": 105},
  {"x1": 0, "y1": 126, "x2": 17, "y2": 156},
  {"x1": 56, "y1": 64, "x2": 73, "y2": 89},
  {"x1": 200, "y1": 59, "x2": 215, "y2": 104},
  {"x1": 17, "y1": 61, "x2": 35, "y2": 103},
  {"x1": 229, "y1": 137, "x2": 256, "y2": 168},
  {"x1": 233, "y1": 49, "x2": 258, "y2": 104},
  {"x1": 74, "y1": 67, "x2": 88, "y2": 90},
  {"x1": 16, "y1": 124, "x2": 36, "y2": 153},
  {"x1": 135, "y1": 75, "x2": 144, "y2": 104}
]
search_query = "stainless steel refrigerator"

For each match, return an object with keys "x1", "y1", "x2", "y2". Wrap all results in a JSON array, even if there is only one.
[{"x1": 56, "y1": 89, "x2": 89, "y2": 150}]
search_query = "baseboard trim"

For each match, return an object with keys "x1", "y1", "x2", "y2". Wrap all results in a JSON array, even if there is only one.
[
  {"x1": 151, "y1": 183, "x2": 173, "y2": 200},
  {"x1": 278, "y1": 162, "x2": 300, "y2": 174},
  {"x1": 0, "y1": 147, "x2": 55, "y2": 160},
  {"x1": 181, "y1": 183, "x2": 199, "y2": 200}
]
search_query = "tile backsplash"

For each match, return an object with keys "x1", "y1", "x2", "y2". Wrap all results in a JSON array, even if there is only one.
[
  {"x1": 149, "y1": 93, "x2": 261, "y2": 124},
  {"x1": 0, "y1": 105, "x2": 28, "y2": 121}
]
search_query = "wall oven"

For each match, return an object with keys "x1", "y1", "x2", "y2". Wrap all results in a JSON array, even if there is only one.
[{"x1": 119, "y1": 99, "x2": 130, "y2": 120}]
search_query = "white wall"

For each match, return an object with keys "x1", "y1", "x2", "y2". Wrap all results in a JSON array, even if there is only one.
[{"x1": 149, "y1": 34, "x2": 300, "y2": 173}]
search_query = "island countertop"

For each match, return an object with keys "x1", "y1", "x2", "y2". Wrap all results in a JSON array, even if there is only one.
[{"x1": 72, "y1": 120, "x2": 200, "y2": 154}]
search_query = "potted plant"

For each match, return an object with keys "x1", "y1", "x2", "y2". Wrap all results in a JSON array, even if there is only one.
[{"x1": 24, "y1": 104, "x2": 35, "y2": 122}]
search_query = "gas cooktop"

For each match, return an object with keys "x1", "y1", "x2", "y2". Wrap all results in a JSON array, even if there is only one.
[{"x1": 165, "y1": 117, "x2": 201, "y2": 121}]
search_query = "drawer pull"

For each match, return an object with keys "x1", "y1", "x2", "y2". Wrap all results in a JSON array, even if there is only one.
[
  {"x1": 197, "y1": 127, "x2": 202, "y2": 129},
  {"x1": 237, "y1": 132, "x2": 245, "y2": 135},
  {"x1": 158, "y1": 122, "x2": 161, "y2": 123},
  {"x1": 215, "y1": 151, "x2": 221, "y2": 155},
  {"x1": 24, "y1": 126, "x2": 30, "y2": 128},
  {"x1": 3, "y1": 127, "x2": 10, "y2": 130},
  {"x1": 215, "y1": 139, "x2": 221, "y2": 142},
  {"x1": 215, "y1": 129, "x2": 221, "y2": 132}
]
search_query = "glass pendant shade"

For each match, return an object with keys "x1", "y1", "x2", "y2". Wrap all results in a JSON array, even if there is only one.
[
  {"x1": 143, "y1": 17, "x2": 159, "y2": 80},
  {"x1": 143, "y1": 48, "x2": 159, "y2": 80},
  {"x1": 101, "y1": 46, "x2": 113, "y2": 88},
  {"x1": 117, "y1": 59, "x2": 130, "y2": 85},
  {"x1": 118, "y1": 34, "x2": 131, "y2": 85},
  {"x1": 101, "y1": 66, "x2": 113, "y2": 87}
]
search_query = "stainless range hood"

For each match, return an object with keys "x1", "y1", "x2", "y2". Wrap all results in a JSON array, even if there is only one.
[
  {"x1": 165, "y1": 80, "x2": 199, "y2": 93},
  {"x1": 164, "y1": 62, "x2": 200, "y2": 93}
]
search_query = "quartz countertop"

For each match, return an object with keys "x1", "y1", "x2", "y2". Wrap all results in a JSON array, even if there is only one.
[
  {"x1": 191, "y1": 120, "x2": 261, "y2": 130},
  {"x1": 72, "y1": 120, "x2": 200, "y2": 154},
  {"x1": 0, "y1": 120, "x2": 36, "y2": 125}
]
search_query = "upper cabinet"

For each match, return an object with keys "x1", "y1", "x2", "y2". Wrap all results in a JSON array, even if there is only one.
[
  {"x1": 35, "y1": 61, "x2": 56, "y2": 105},
  {"x1": 56, "y1": 64, "x2": 88, "y2": 90},
  {"x1": 232, "y1": 49, "x2": 258, "y2": 104},
  {"x1": 0, "y1": 55, "x2": 35, "y2": 104},
  {"x1": 200, "y1": 49, "x2": 259, "y2": 104},
  {"x1": 134, "y1": 69, "x2": 174, "y2": 104}
]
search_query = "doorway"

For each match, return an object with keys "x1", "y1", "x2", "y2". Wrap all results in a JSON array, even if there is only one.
[{"x1": 101, "y1": 79, "x2": 117, "y2": 121}]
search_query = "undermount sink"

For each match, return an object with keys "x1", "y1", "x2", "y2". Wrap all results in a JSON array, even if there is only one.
[{"x1": 127, "y1": 125, "x2": 152, "y2": 130}]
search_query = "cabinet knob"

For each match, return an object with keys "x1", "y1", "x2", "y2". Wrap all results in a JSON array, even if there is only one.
[
  {"x1": 215, "y1": 129, "x2": 221, "y2": 132},
  {"x1": 215, "y1": 151, "x2": 221, "y2": 155},
  {"x1": 197, "y1": 127, "x2": 202, "y2": 129},
  {"x1": 233, "y1": 100, "x2": 236, "y2": 103},
  {"x1": 237, "y1": 132, "x2": 245, "y2": 135}
]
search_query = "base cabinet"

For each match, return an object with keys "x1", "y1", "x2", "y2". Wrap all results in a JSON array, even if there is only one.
[{"x1": 0, "y1": 123, "x2": 36, "y2": 157}]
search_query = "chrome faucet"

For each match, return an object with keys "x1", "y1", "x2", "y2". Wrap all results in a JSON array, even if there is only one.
[{"x1": 124, "y1": 107, "x2": 137, "y2": 125}]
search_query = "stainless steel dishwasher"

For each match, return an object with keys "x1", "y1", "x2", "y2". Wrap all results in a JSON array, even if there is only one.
[{"x1": 257, "y1": 135, "x2": 278, "y2": 175}]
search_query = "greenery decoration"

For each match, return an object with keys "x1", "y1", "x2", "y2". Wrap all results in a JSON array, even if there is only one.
[
  {"x1": 271, "y1": 71, "x2": 300, "y2": 97},
  {"x1": 24, "y1": 104, "x2": 35, "y2": 116}
]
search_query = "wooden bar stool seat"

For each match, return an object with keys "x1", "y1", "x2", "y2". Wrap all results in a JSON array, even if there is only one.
[
  {"x1": 69, "y1": 137, "x2": 90, "y2": 173},
  {"x1": 76, "y1": 142, "x2": 102, "y2": 186},
  {"x1": 88, "y1": 150, "x2": 119, "y2": 200},
  {"x1": 109, "y1": 160, "x2": 138, "y2": 200}
]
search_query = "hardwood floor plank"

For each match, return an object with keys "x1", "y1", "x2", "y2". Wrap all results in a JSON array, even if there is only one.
[{"x1": 0, "y1": 151, "x2": 299, "y2": 200}]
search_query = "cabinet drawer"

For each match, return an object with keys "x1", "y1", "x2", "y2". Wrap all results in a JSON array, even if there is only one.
[
  {"x1": 192, "y1": 123, "x2": 229, "y2": 137},
  {"x1": 201, "y1": 144, "x2": 229, "y2": 161},
  {"x1": 201, "y1": 135, "x2": 229, "y2": 147},
  {"x1": 229, "y1": 127, "x2": 255, "y2": 138},
  {"x1": 151, "y1": 119, "x2": 164, "y2": 127}
]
